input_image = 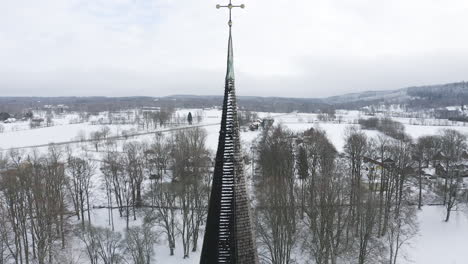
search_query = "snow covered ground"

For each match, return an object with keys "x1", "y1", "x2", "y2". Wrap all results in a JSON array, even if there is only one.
[
  {"x1": 87, "y1": 208, "x2": 202, "y2": 264},
  {"x1": 408, "y1": 206, "x2": 468, "y2": 264},
  {"x1": 82, "y1": 206, "x2": 468, "y2": 264},
  {"x1": 4, "y1": 109, "x2": 468, "y2": 151},
  {"x1": 0, "y1": 123, "x2": 137, "y2": 149},
  {"x1": 3, "y1": 109, "x2": 468, "y2": 263}
]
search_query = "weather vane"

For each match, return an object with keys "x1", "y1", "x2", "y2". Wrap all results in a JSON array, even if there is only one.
[{"x1": 216, "y1": 0, "x2": 245, "y2": 27}]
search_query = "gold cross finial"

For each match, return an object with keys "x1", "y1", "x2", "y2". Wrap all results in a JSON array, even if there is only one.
[{"x1": 216, "y1": 0, "x2": 245, "y2": 27}]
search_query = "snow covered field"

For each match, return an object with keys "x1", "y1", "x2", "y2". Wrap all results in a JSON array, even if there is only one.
[
  {"x1": 5, "y1": 109, "x2": 468, "y2": 152},
  {"x1": 409, "y1": 206, "x2": 468, "y2": 264},
  {"x1": 2, "y1": 108, "x2": 468, "y2": 263},
  {"x1": 4, "y1": 109, "x2": 468, "y2": 152}
]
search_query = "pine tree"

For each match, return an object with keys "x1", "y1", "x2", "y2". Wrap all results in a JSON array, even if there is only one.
[{"x1": 187, "y1": 112, "x2": 193, "y2": 125}]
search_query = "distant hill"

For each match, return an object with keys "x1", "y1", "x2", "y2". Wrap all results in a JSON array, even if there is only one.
[
  {"x1": 161, "y1": 81, "x2": 468, "y2": 111},
  {"x1": 323, "y1": 89, "x2": 410, "y2": 105},
  {"x1": 322, "y1": 81, "x2": 468, "y2": 109},
  {"x1": 406, "y1": 82, "x2": 468, "y2": 108},
  {"x1": 1, "y1": 81, "x2": 467, "y2": 113}
]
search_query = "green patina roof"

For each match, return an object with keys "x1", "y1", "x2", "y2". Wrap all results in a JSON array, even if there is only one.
[{"x1": 226, "y1": 28, "x2": 235, "y2": 81}]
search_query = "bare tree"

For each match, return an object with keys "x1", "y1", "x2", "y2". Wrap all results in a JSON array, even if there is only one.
[
  {"x1": 95, "y1": 227, "x2": 123, "y2": 264},
  {"x1": 300, "y1": 130, "x2": 344, "y2": 264},
  {"x1": 343, "y1": 127, "x2": 368, "y2": 241},
  {"x1": 170, "y1": 128, "x2": 211, "y2": 258},
  {"x1": 101, "y1": 151, "x2": 133, "y2": 228},
  {"x1": 123, "y1": 141, "x2": 147, "y2": 209},
  {"x1": 413, "y1": 136, "x2": 437, "y2": 209},
  {"x1": 256, "y1": 125, "x2": 297, "y2": 264},
  {"x1": 438, "y1": 129, "x2": 466, "y2": 221},
  {"x1": 123, "y1": 224, "x2": 159, "y2": 264},
  {"x1": 75, "y1": 224, "x2": 100, "y2": 264},
  {"x1": 296, "y1": 145, "x2": 308, "y2": 217},
  {"x1": 146, "y1": 184, "x2": 179, "y2": 256},
  {"x1": 76, "y1": 224, "x2": 123, "y2": 264},
  {"x1": 90, "y1": 131, "x2": 103, "y2": 151},
  {"x1": 0, "y1": 201, "x2": 12, "y2": 264},
  {"x1": 66, "y1": 152, "x2": 95, "y2": 228},
  {"x1": 0, "y1": 147, "x2": 69, "y2": 264},
  {"x1": 387, "y1": 205, "x2": 418, "y2": 264}
]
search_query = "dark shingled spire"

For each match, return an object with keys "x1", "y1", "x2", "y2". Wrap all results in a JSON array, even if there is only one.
[{"x1": 200, "y1": 2, "x2": 259, "y2": 263}]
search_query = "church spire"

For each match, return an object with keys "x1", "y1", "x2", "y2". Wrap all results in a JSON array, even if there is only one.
[{"x1": 200, "y1": 2, "x2": 259, "y2": 264}]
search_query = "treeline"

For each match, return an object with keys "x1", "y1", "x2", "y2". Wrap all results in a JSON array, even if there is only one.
[
  {"x1": 0, "y1": 95, "x2": 329, "y2": 117},
  {"x1": 154, "y1": 96, "x2": 328, "y2": 113},
  {"x1": 0, "y1": 97, "x2": 161, "y2": 115},
  {"x1": 359, "y1": 117, "x2": 407, "y2": 140},
  {"x1": 0, "y1": 148, "x2": 68, "y2": 264},
  {"x1": 0, "y1": 127, "x2": 212, "y2": 264},
  {"x1": 254, "y1": 125, "x2": 468, "y2": 264},
  {"x1": 448, "y1": 116, "x2": 468, "y2": 123}
]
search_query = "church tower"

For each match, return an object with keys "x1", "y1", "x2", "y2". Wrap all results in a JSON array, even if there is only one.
[{"x1": 200, "y1": 1, "x2": 259, "y2": 263}]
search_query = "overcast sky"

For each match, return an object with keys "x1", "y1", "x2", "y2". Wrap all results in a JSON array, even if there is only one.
[{"x1": 1, "y1": 0, "x2": 468, "y2": 98}]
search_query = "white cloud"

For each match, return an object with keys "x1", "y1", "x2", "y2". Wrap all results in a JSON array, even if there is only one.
[{"x1": 0, "y1": 0, "x2": 468, "y2": 97}]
